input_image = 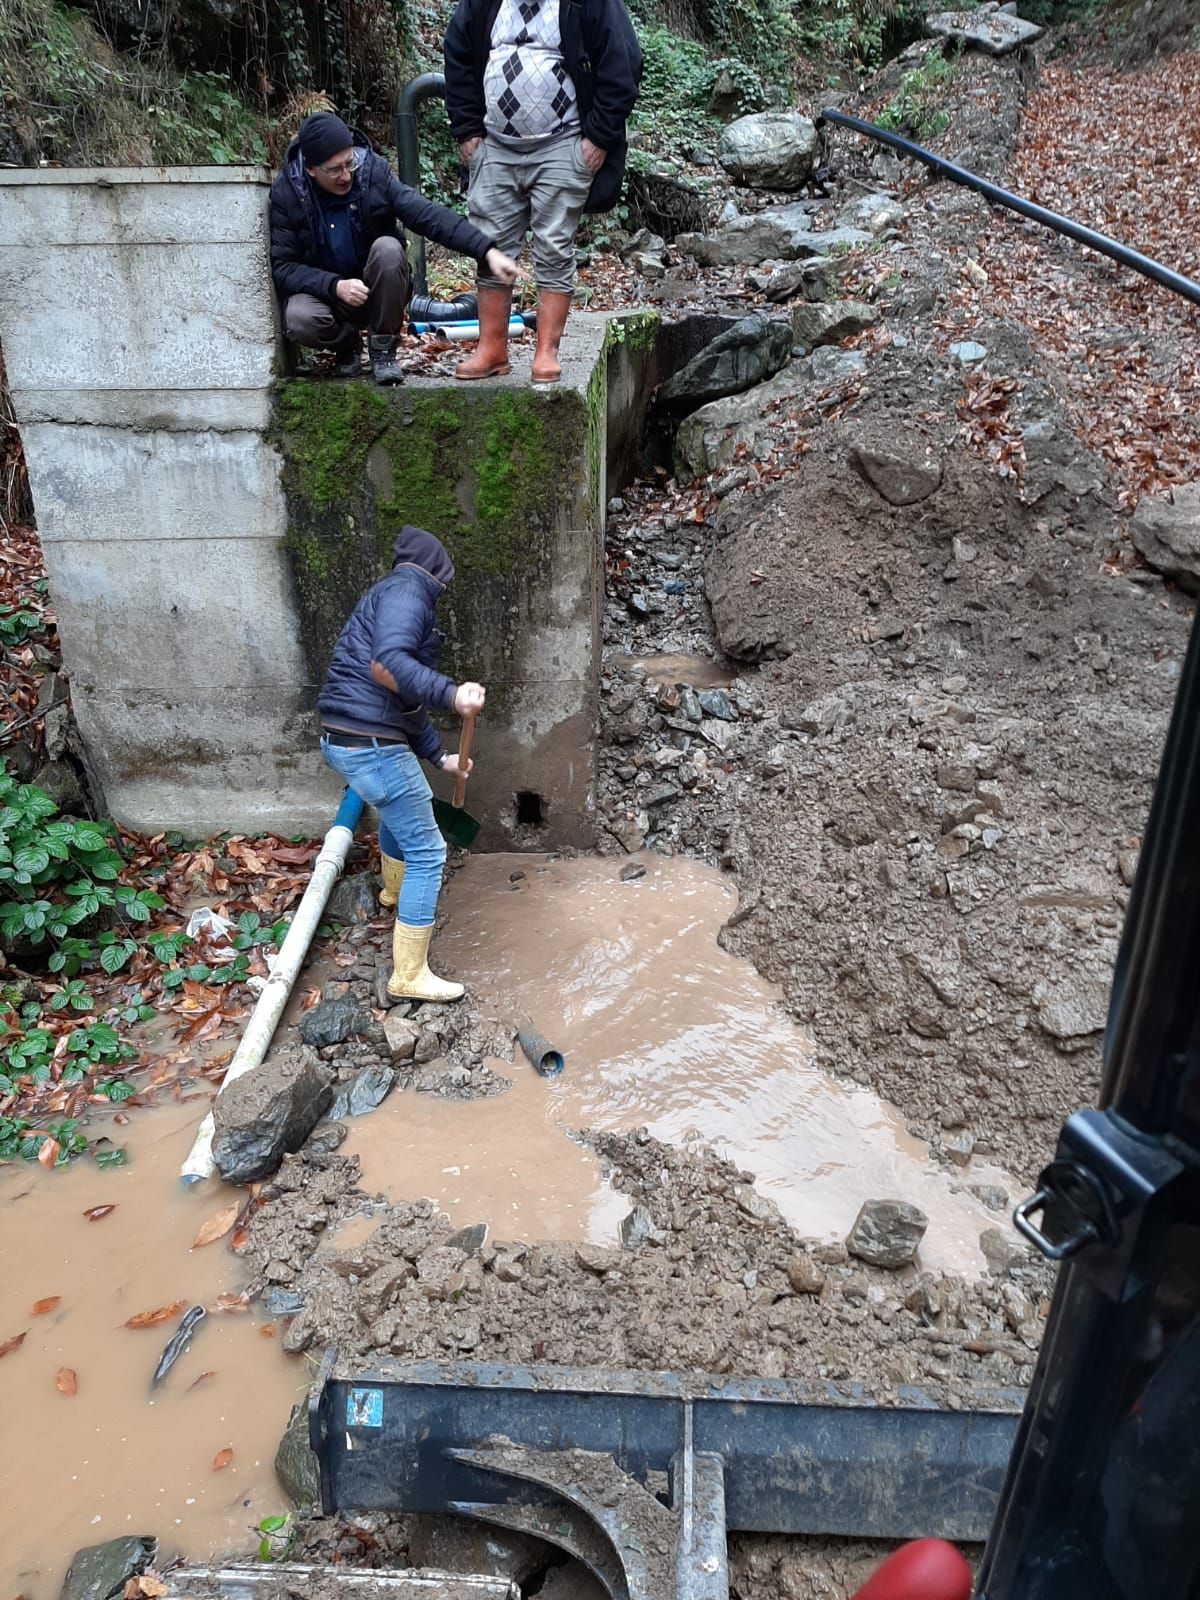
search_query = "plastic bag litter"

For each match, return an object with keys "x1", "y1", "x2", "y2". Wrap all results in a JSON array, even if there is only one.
[{"x1": 186, "y1": 906, "x2": 235, "y2": 941}]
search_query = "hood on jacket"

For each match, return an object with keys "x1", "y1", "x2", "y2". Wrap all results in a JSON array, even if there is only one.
[
  {"x1": 283, "y1": 126, "x2": 374, "y2": 200},
  {"x1": 392, "y1": 525, "x2": 454, "y2": 590}
]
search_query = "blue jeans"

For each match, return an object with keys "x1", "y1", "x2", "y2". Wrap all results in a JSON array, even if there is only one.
[{"x1": 321, "y1": 738, "x2": 445, "y2": 927}]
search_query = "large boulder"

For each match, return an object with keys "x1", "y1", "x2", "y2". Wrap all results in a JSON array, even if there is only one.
[
  {"x1": 718, "y1": 112, "x2": 818, "y2": 190},
  {"x1": 791, "y1": 299, "x2": 877, "y2": 349},
  {"x1": 660, "y1": 313, "x2": 793, "y2": 412},
  {"x1": 1130, "y1": 483, "x2": 1200, "y2": 591},
  {"x1": 212, "y1": 1054, "x2": 332, "y2": 1184},
  {"x1": 674, "y1": 365, "x2": 810, "y2": 480},
  {"x1": 927, "y1": 5, "x2": 1043, "y2": 55}
]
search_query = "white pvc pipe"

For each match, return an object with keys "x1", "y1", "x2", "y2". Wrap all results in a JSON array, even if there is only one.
[{"x1": 180, "y1": 790, "x2": 364, "y2": 1184}]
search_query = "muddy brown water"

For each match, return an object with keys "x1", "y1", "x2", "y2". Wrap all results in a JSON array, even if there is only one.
[
  {"x1": 348, "y1": 854, "x2": 1014, "y2": 1275},
  {"x1": 610, "y1": 652, "x2": 733, "y2": 688},
  {"x1": 0, "y1": 1101, "x2": 304, "y2": 1600}
]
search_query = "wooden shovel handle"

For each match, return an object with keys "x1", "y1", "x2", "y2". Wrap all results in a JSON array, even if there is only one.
[{"x1": 453, "y1": 710, "x2": 477, "y2": 809}]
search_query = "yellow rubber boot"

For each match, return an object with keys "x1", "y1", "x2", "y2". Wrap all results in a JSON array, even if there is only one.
[
  {"x1": 387, "y1": 921, "x2": 464, "y2": 1003},
  {"x1": 378, "y1": 853, "x2": 405, "y2": 910}
]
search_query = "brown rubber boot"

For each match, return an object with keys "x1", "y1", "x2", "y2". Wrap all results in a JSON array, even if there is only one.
[
  {"x1": 455, "y1": 286, "x2": 513, "y2": 380},
  {"x1": 531, "y1": 291, "x2": 571, "y2": 385}
]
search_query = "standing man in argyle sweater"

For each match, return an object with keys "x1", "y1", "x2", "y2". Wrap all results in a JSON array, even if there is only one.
[{"x1": 444, "y1": 0, "x2": 641, "y2": 385}]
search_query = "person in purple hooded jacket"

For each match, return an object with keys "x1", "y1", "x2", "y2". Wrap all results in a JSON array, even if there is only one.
[{"x1": 318, "y1": 526, "x2": 483, "y2": 1003}]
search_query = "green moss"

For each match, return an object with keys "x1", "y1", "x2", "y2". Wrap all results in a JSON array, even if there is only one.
[{"x1": 277, "y1": 381, "x2": 390, "y2": 508}]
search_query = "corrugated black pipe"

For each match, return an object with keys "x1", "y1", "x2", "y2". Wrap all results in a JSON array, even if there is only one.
[
  {"x1": 816, "y1": 107, "x2": 1200, "y2": 309},
  {"x1": 396, "y1": 71, "x2": 448, "y2": 298},
  {"x1": 409, "y1": 291, "x2": 477, "y2": 322}
]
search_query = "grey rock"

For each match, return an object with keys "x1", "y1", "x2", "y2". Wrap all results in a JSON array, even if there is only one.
[
  {"x1": 445, "y1": 1222, "x2": 489, "y2": 1253},
  {"x1": 1020, "y1": 410, "x2": 1108, "y2": 506},
  {"x1": 275, "y1": 1399, "x2": 321, "y2": 1509},
  {"x1": 679, "y1": 686, "x2": 704, "y2": 722},
  {"x1": 1034, "y1": 974, "x2": 1109, "y2": 1044},
  {"x1": 304, "y1": 1120, "x2": 347, "y2": 1153},
  {"x1": 927, "y1": 7, "x2": 1043, "y2": 54},
  {"x1": 765, "y1": 256, "x2": 835, "y2": 304},
  {"x1": 660, "y1": 314, "x2": 794, "y2": 410},
  {"x1": 1117, "y1": 847, "x2": 1139, "y2": 887},
  {"x1": 620, "y1": 1204, "x2": 664, "y2": 1248},
  {"x1": 707, "y1": 63, "x2": 752, "y2": 120},
  {"x1": 299, "y1": 995, "x2": 372, "y2": 1048},
  {"x1": 643, "y1": 783, "x2": 682, "y2": 807},
  {"x1": 698, "y1": 688, "x2": 737, "y2": 721},
  {"x1": 980, "y1": 1225, "x2": 1027, "y2": 1278},
  {"x1": 838, "y1": 192, "x2": 905, "y2": 233},
  {"x1": 212, "y1": 1056, "x2": 333, "y2": 1185},
  {"x1": 618, "y1": 226, "x2": 665, "y2": 261},
  {"x1": 792, "y1": 299, "x2": 877, "y2": 349},
  {"x1": 1130, "y1": 483, "x2": 1200, "y2": 590},
  {"x1": 950, "y1": 340, "x2": 988, "y2": 366},
  {"x1": 328, "y1": 1063, "x2": 395, "y2": 1120},
  {"x1": 850, "y1": 442, "x2": 943, "y2": 505},
  {"x1": 620, "y1": 863, "x2": 647, "y2": 881},
  {"x1": 383, "y1": 1012, "x2": 420, "y2": 1061},
  {"x1": 262, "y1": 1286, "x2": 306, "y2": 1316},
  {"x1": 674, "y1": 363, "x2": 811, "y2": 480},
  {"x1": 31, "y1": 759, "x2": 89, "y2": 816},
  {"x1": 718, "y1": 112, "x2": 818, "y2": 189},
  {"x1": 324, "y1": 873, "x2": 377, "y2": 925},
  {"x1": 786, "y1": 1253, "x2": 825, "y2": 1295},
  {"x1": 797, "y1": 227, "x2": 873, "y2": 256},
  {"x1": 846, "y1": 1198, "x2": 928, "y2": 1268},
  {"x1": 59, "y1": 1539, "x2": 157, "y2": 1600},
  {"x1": 810, "y1": 346, "x2": 868, "y2": 385}
]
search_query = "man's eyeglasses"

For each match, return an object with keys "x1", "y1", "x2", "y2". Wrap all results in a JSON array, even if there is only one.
[{"x1": 312, "y1": 148, "x2": 366, "y2": 179}]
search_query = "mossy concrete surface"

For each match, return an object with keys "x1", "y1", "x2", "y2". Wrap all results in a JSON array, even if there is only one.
[{"x1": 280, "y1": 311, "x2": 615, "y2": 850}]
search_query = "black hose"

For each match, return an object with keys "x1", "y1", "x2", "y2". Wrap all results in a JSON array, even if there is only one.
[
  {"x1": 409, "y1": 292, "x2": 478, "y2": 322},
  {"x1": 816, "y1": 107, "x2": 1200, "y2": 310}
]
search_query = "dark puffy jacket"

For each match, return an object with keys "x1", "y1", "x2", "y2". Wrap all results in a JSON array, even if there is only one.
[
  {"x1": 444, "y1": 0, "x2": 642, "y2": 214},
  {"x1": 317, "y1": 527, "x2": 458, "y2": 764},
  {"x1": 269, "y1": 130, "x2": 496, "y2": 308}
]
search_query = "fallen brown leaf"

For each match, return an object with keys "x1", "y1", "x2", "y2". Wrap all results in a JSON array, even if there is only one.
[
  {"x1": 191, "y1": 1203, "x2": 239, "y2": 1249},
  {"x1": 32, "y1": 1296, "x2": 61, "y2": 1315},
  {"x1": 83, "y1": 1205, "x2": 116, "y2": 1222},
  {"x1": 187, "y1": 1370, "x2": 217, "y2": 1392},
  {"x1": 259, "y1": 1323, "x2": 276, "y2": 1338},
  {"x1": 37, "y1": 1137, "x2": 60, "y2": 1168},
  {"x1": 124, "y1": 1576, "x2": 168, "y2": 1599},
  {"x1": 125, "y1": 1300, "x2": 187, "y2": 1330},
  {"x1": 210, "y1": 1292, "x2": 251, "y2": 1313},
  {"x1": 0, "y1": 1330, "x2": 28, "y2": 1358},
  {"x1": 55, "y1": 1367, "x2": 77, "y2": 1395},
  {"x1": 212, "y1": 1446, "x2": 234, "y2": 1471}
]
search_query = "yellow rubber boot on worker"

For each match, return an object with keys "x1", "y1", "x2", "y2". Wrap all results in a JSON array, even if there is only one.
[
  {"x1": 378, "y1": 853, "x2": 405, "y2": 910},
  {"x1": 531, "y1": 291, "x2": 571, "y2": 385},
  {"x1": 455, "y1": 286, "x2": 513, "y2": 380},
  {"x1": 386, "y1": 921, "x2": 465, "y2": 1003}
]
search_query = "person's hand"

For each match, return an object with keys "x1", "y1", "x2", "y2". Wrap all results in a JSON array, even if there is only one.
[
  {"x1": 336, "y1": 278, "x2": 369, "y2": 307},
  {"x1": 441, "y1": 753, "x2": 474, "y2": 779},
  {"x1": 580, "y1": 138, "x2": 607, "y2": 174},
  {"x1": 459, "y1": 137, "x2": 482, "y2": 164},
  {"x1": 453, "y1": 681, "x2": 486, "y2": 716},
  {"x1": 484, "y1": 248, "x2": 521, "y2": 285}
]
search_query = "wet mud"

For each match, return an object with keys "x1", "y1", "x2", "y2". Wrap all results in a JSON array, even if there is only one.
[
  {"x1": 0, "y1": 1102, "x2": 304, "y2": 1600},
  {"x1": 431, "y1": 853, "x2": 1014, "y2": 1275}
]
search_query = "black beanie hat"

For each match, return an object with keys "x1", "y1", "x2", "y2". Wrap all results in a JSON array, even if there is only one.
[{"x1": 298, "y1": 112, "x2": 354, "y2": 168}]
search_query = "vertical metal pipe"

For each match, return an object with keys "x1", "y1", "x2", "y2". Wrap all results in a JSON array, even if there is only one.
[{"x1": 395, "y1": 72, "x2": 449, "y2": 298}]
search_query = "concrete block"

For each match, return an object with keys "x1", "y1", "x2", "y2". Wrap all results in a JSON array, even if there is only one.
[{"x1": 23, "y1": 423, "x2": 287, "y2": 545}]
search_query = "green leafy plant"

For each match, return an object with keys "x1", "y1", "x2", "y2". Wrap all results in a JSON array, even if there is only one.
[
  {"x1": 256, "y1": 1514, "x2": 295, "y2": 1563},
  {"x1": 877, "y1": 51, "x2": 956, "y2": 139},
  {"x1": 0, "y1": 606, "x2": 44, "y2": 646}
]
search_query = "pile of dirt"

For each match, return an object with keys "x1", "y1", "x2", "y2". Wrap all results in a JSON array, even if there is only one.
[{"x1": 241, "y1": 1130, "x2": 1050, "y2": 1400}]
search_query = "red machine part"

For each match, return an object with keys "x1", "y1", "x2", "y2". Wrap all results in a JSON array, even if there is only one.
[{"x1": 849, "y1": 1539, "x2": 973, "y2": 1600}]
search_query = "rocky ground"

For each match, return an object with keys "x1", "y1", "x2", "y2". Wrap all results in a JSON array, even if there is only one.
[{"x1": 10, "y1": 12, "x2": 1200, "y2": 1599}]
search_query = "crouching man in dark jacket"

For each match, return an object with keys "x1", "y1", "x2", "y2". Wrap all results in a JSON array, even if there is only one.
[
  {"x1": 270, "y1": 111, "x2": 521, "y2": 385},
  {"x1": 318, "y1": 526, "x2": 484, "y2": 1003}
]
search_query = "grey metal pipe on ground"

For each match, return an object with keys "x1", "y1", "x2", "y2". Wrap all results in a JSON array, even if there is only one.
[
  {"x1": 396, "y1": 72, "x2": 449, "y2": 299},
  {"x1": 517, "y1": 1028, "x2": 564, "y2": 1078}
]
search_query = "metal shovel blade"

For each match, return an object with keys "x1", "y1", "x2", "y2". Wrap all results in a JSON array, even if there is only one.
[{"x1": 432, "y1": 797, "x2": 480, "y2": 850}]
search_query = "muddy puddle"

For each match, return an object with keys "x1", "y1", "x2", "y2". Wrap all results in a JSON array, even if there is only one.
[
  {"x1": 609, "y1": 651, "x2": 733, "y2": 688},
  {"x1": 361, "y1": 855, "x2": 1015, "y2": 1275},
  {"x1": 0, "y1": 1101, "x2": 304, "y2": 1600}
]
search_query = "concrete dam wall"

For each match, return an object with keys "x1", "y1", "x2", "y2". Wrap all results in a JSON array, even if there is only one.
[{"x1": 0, "y1": 165, "x2": 659, "y2": 848}]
